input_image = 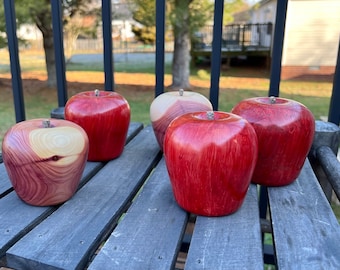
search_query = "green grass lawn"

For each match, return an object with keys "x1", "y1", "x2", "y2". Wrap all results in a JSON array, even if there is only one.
[{"x1": 0, "y1": 49, "x2": 334, "y2": 145}]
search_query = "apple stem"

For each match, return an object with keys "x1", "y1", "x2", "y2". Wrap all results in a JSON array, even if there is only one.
[
  {"x1": 179, "y1": 89, "x2": 184, "y2": 96},
  {"x1": 270, "y1": 96, "x2": 276, "y2": 104},
  {"x1": 42, "y1": 119, "x2": 51, "y2": 128},
  {"x1": 206, "y1": 111, "x2": 215, "y2": 120},
  {"x1": 94, "y1": 89, "x2": 100, "y2": 96}
]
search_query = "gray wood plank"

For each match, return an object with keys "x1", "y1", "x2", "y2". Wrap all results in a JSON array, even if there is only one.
[
  {"x1": 125, "y1": 122, "x2": 144, "y2": 144},
  {"x1": 0, "y1": 162, "x2": 104, "y2": 258},
  {"x1": 185, "y1": 184, "x2": 263, "y2": 270},
  {"x1": 0, "y1": 123, "x2": 143, "y2": 259},
  {"x1": 0, "y1": 163, "x2": 12, "y2": 197},
  {"x1": 6, "y1": 126, "x2": 161, "y2": 270},
  {"x1": 0, "y1": 192, "x2": 52, "y2": 258},
  {"x1": 268, "y1": 159, "x2": 340, "y2": 270},
  {"x1": 88, "y1": 157, "x2": 188, "y2": 270}
]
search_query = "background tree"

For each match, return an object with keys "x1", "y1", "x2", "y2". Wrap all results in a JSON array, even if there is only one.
[
  {"x1": 63, "y1": 8, "x2": 99, "y2": 61},
  {"x1": 0, "y1": 4, "x2": 6, "y2": 49},
  {"x1": 130, "y1": 0, "x2": 156, "y2": 45},
  {"x1": 0, "y1": 0, "x2": 97, "y2": 88},
  {"x1": 130, "y1": 0, "x2": 248, "y2": 90},
  {"x1": 169, "y1": 0, "x2": 193, "y2": 89},
  {"x1": 224, "y1": 0, "x2": 250, "y2": 24},
  {"x1": 27, "y1": 0, "x2": 97, "y2": 87},
  {"x1": 169, "y1": 0, "x2": 214, "y2": 89}
]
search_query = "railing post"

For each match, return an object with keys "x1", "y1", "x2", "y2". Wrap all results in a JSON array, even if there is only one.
[
  {"x1": 242, "y1": 25, "x2": 245, "y2": 50},
  {"x1": 4, "y1": 0, "x2": 26, "y2": 122},
  {"x1": 209, "y1": 0, "x2": 224, "y2": 111},
  {"x1": 102, "y1": 0, "x2": 114, "y2": 91},
  {"x1": 328, "y1": 37, "x2": 340, "y2": 125},
  {"x1": 309, "y1": 120, "x2": 340, "y2": 202},
  {"x1": 268, "y1": 0, "x2": 289, "y2": 97},
  {"x1": 155, "y1": 0, "x2": 166, "y2": 97},
  {"x1": 49, "y1": 0, "x2": 68, "y2": 119}
]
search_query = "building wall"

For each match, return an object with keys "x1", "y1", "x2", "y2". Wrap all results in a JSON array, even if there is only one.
[
  {"x1": 251, "y1": 0, "x2": 340, "y2": 79},
  {"x1": 281, "y1": 0, "x2": 340, "y2": 79},
  {"x1": 250, "y1": 0, "x2": 277, "y2": 25}
]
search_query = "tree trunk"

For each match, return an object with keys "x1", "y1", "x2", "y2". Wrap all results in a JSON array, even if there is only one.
[
  {"x1": 42, "y1": 31, "x2": 57, "y2": 88},
  {"x1": 170, "y1": 0, "x2": 192, "y2": 90},
  {"x1": 33, "y1": 7, "x2": 57, "y2": 88}
]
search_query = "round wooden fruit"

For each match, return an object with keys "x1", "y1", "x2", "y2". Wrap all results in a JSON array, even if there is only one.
[
  {"x1": 2, "y1": 118, "x2": 89, "y2": 206},
  {"x1": 150, "y1": 89, "x2": 213, "y2": 151}
]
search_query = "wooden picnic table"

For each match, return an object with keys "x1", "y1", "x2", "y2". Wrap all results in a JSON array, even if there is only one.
[{"x1": 1, "y1": 123, "x2": 340, "y2": 270}]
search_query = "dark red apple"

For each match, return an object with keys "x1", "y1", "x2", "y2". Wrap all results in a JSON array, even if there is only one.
[
  {"x1": 231, "y1": 96, "x2": 315, "y2": 186},
  {"x1": 150, "y1": 89, "x2": 213, "y2": 151},
  {"x1": 2, "y1": 118, "x2": 89, "y2": 206},
  {"x1": 163, "y1": 111, "x2": 258, "y2": 216},
  {"x1": 65, "y1": 89, "x2": 130, "y2": 161}
]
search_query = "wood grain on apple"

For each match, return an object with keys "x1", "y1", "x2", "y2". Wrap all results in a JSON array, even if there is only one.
[
  {"x1": 65, "y1": 90, "x2": 131, "y2": 161},
  {"x1": 2, "y1": 119, "x2": 89, "y2": 206},
  {"x1": 150, "y1": 89, "x2": 213, "y2": 150},
  {"x1": 164, "y1": 111, "x2": 258, "y2": 216},
  {"x1": 232, "y1": 97, "x2": 315, "y2": 186}
]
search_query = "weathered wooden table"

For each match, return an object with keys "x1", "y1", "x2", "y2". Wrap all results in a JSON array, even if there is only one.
[{"x1": 1, "y1": 123, "x2": 340, "y2": 270}]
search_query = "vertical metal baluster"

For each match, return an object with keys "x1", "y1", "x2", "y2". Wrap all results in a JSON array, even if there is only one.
[
  {"x1": 268, "y1": 0, "x2": 289, "y2": 97},
  {"x1": 155, "y1": 0, "x2": 166, "y2": 97},
  {"x1": 4, "y1": 0, "x2": 26, "y2": 122},
  {"x1": 209, "y1": 0, "x2": 224, "y2": 111},
  {"x1": 102, "y1": 0, "x2": 114, "y2": 91}
]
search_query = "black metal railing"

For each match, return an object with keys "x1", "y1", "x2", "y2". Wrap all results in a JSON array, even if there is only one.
[
  {"x1": 192, "y1": 23, "x2": 273, "y2": 51},
  {"x1": 4, "y1": 0, "x2": 340, "y2": 125}
]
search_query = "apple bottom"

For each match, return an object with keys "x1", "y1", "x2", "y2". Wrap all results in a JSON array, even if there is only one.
[
  {"x1": 165, "y1": 143, "x2": 256, "y2": 217},
  {"x1": 171, "y1": 180, "x2": 249, "y2": 217},
  {"x1": 251, "y1": 158, "x2": 304, "y2": 187},
  {"x1": 249, "y1": 122, "x2": 314, "y2": 186},
  {"x1": 6, "y1": 159, "x2": 85, "y2": 206}
]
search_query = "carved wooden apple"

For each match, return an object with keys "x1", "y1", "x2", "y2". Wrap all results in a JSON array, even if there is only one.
[
  {"x1": 65, "y1": 89, "x2": 130, "y2": 161},
  {"x1": 1, "y1": 118, "x2": 89, "y2": 206},
  {"x1": 231, "y1": 96, "x2": 315, "y2": 186},
  {"x1": 150, "y1": 89, "x2": 213, "y2": 151},
  {"x1": 164, "y1": 111, "x2": 258, "y2": 216}
]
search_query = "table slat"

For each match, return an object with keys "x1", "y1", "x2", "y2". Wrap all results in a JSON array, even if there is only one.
[
  {"x1": 89, "y1": 157, "x2": 188, "y2": 269},
  {"x1": 6, "y1": 126, "x2": 161, "y2": 270},
  {"x1": 185, "y1": 184, "x2": 263, "y2": 270},
  {"x1": 268, "y1": 159, "x2": 340, "y2": 269},
  {"x1": 0, "y1": 161, "x2": 107, "y2": 259},
  {"x1": 0, "y1": 163, "x2": 12, "y2": 197}
]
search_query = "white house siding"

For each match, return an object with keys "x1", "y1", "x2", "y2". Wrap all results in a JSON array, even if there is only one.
[
  {"x1": 249, "y1": 0, "x2": 277, "y2": 48},
  {"x1": 250, "y1": 0, "x2": 340, "y2": 79},
  {"x1": 251, "y1": 0, "x2": 277, "y2": 24},
  {"x1": 281, "y1": 0, "x2": 340, "y2": 79}
]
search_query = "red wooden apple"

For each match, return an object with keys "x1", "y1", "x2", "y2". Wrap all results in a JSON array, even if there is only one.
[
  {"x1": 150, "y1": 89, "x2": 213, "y2": 151},
  {"x1": 231, "y1": 96, "x2": 315, "y2": 186},
  {"x1": 2, "y1": 118, "x2": 89, "y2": 206},
  {"x1": 163, "y1": 111, "x2": 258, "y2": 216},
  {"x1": 65, "y1": 89, "x2": 130, "y2": 161}
]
